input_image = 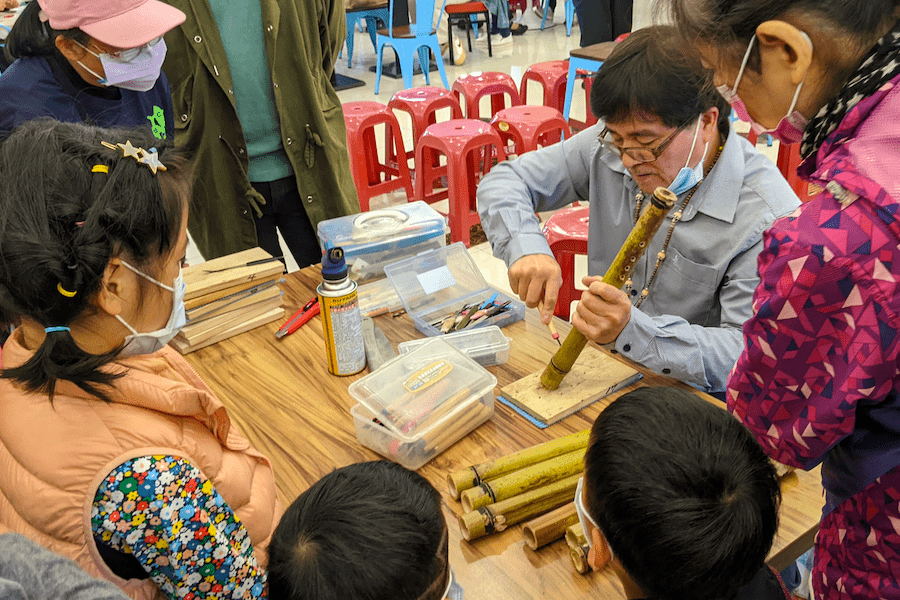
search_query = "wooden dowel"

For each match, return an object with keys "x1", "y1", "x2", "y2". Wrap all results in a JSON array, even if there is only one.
[
  {"x1": 460, "y1": 449, "x2": 586, "y2": 512},
  {"x1": 458, "y1": 474, "x2": 580, "y2": 541},
  {"x1": 541, "y1": 186, "x2": 677, "y2": 391},
  {"x1": 522, "y1": 503, "x2": 579, "y2": 550},
  {"x1": 447, "y1": 429, "x2": 590, "y2": 499}
]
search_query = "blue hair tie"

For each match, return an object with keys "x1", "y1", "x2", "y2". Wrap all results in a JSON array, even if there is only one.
[{"x1": 45, "y1": 326, "x2": 71, "y2": 333}]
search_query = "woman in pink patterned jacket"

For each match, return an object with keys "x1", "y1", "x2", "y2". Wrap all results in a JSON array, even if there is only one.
[{"x1": 664, "y1": 1, "x2": 900, "y2": 598}]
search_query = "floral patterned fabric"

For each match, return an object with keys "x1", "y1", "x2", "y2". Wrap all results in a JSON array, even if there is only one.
[
  {"x1": 728, "y1": 74, "x2": 900, "y2": 600},
  {"x1": 91, "y1": 455, "x2": 267, "y2": 600}
]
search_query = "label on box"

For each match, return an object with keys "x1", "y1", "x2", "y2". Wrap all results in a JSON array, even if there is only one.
[
  {"x1": 403, "y1": 360, "x2": 453, "y2": 393},
  {"x1": 417, "y1": 266, "x2": 456, "y2": 295}
]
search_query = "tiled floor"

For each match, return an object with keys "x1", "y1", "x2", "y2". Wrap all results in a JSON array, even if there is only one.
[{"x1": 187, "y1": 8, "x2": 783, "y2": 298}]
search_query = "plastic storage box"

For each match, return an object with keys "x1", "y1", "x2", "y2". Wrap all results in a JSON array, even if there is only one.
[
  {"x1": 398, "y1": 326, "x2": 511, "y2": 367},
  {"x1": 349, "y1": 338, "x2": 497, "y2": 470},
  {"x1": 384, "y1": 242, "x2": 525, "y2": 337},
  {"x1": 317, "y1": 201, "x2": 447, "y2": 284}
]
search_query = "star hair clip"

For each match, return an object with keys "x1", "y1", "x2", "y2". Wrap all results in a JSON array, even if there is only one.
[{"x1": 101, "y1": 140, "x2": 168, "y2": 174}]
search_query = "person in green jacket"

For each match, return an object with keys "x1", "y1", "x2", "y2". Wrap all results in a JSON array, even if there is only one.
[{"x1": 161, "y1": 0, "x2": 360, "y2": 263}]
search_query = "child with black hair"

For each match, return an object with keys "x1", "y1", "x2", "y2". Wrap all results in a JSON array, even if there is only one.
[
  {"x1": 268, "y1": 461, "x2": 463, "y2": 600},
  {"x1": 0, "y1": 119, "x2": 281, "y2": 600},
  {"x1": 578, "y1": 387, "x2": 787, "y2": 600}
]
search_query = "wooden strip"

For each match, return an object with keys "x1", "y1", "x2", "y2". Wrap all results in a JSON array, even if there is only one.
[
  {"x1": 184, "y1": 273, "x2": 282, "y2": 311},
  {"x1": 178, "y1": 295, "x2": 284, "y2": 346},
  {"x1": 171, "y1": 307, "x2": 284, "y2": 354},
  {"x1": 183, "y1": 247, "x2": 283, "y2": 301}
]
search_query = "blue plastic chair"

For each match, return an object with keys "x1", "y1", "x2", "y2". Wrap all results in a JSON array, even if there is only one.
[
  {"x1": 540, "y1": 0, "x2": 574, "y2": 36},
  {"x1": 374, "y1": 0, "x2": 450, "y2": 94},
  {"x1": 344, "y1": 6, "x2": 390, "y2": 66}
]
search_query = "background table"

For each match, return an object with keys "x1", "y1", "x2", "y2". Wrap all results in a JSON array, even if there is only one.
[{"x1": 184, "y1": 267, "x2": 823, "y2": 598}]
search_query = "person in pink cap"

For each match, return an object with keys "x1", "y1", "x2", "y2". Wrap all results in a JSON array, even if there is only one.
[{"x1": 0, "y1": 0, "x2": 185, "y2": 140}]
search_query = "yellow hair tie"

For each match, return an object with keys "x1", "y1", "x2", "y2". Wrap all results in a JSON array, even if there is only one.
[
  {"x1": 57, "y1": 283, "x2": 77, "y2": 298},
  {"x1": 91, "y1": 164, "x2": 109, "y2": 174}
]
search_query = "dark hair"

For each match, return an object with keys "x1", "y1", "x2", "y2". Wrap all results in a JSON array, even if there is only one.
[
  {"x1": 268, "y1": 461, "x2": 449, "y2": 600},
  {"x1": 590, "y1": 26, "x2": 731, "y2": 136},
  {"x1": 4, "y1": 1, "x2": 90, "y2": 64},
  {"x1": 583, "y1": 387, "x2": 780, "y2": 600},
  {"x1": 664, "y1": 0, "x2": 900, "y2": 66},
  {"x1": 0, "y1": 119, "x2": 191, "y2": 402}
]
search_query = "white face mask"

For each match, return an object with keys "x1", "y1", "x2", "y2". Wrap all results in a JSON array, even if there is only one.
[
  {"x1": 667, "y1": 118, "x2": 709, "y2": 196},
  {"x1": 115, "y1": 261, "x2": 186, "y2": 356},
  {"x1": 75, "y1": 38, "x2": 167, "y2": 92}
]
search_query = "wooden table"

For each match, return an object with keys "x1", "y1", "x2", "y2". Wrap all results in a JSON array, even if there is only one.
[{"x1": 184, "y1": 268, "x2": 823, "y2": 598}]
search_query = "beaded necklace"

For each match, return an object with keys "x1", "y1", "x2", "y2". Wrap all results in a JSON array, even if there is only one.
[{"x1": 624, "y1": 143, "x2": 725, "y2": 308}]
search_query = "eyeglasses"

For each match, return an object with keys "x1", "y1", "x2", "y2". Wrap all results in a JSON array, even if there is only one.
[
  {"x1": 91, "y1": 37, "x2": 162, "y2": 62},
  {"x1": 598, "y1": 120, "x2": 692, "y2": 164}
]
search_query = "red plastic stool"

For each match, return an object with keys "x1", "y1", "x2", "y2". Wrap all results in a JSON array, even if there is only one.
[
  {"x1": 520, "y1": 60, "x2": 570, "y2": 111},
  {"x1": 452, "y1": 72, "x2": 522, "y2": 121},
  {"x1": 343, "y1": 101, "x2": 413, "y2": 211},
  {"x1": 776, "y1": 141, "x2": 811, "y2": 201},
  {"x1": 388, "y1": 87, "x2": 463, "y2": 165},
  {"x1": 508, "y1": 0, "x2": 529, "y2": 14},
  {"x1": 490, "y1": 105, "x2": 570, "y2": 156},
  {"x1": 414, "y1": 119, "x2": 507, "y2": 246},
  {"x1": 542, "y1": 205, "x2": 589, "y2": 320}
]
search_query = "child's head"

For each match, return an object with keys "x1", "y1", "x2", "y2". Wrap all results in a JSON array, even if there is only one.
[
  {"x1": 268, "y1": 461, "x2": 452, "y2": 600},
  {"x1": 0, "y1": 119, "x2": 191, "y2": 399},
  {"x1": 582, "y1": 387, "x2": 780, "y2": 600}
]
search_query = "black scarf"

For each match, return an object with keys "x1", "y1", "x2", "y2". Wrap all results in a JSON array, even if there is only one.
[{"x1": 801, "y1": 16, "x2": 900, "y2": 159}]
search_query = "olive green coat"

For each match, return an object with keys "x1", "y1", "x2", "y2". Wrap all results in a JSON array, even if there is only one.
[{"x1": 162, "y1": 0, "x2": 360, "y2": 259}]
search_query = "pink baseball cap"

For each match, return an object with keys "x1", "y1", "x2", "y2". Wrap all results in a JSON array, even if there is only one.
[{"x1": 39, "y1": 0, "x2": 186, "y2": 48}]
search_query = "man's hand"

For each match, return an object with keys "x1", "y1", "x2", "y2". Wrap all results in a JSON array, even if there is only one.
[
  {"x1": 572, "y1": 276, "x2": 632, "y2": 344},
  {"x1": 508, "y1": 254, "x2": 562, "y2": 324},
  {"x1": 1, "y1": 0, "x2": 18, "y2": 10}
]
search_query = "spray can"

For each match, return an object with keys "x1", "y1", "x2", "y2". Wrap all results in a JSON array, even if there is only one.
[{"x1": 317, "y1": 246, "x2": 366, "y2": 376}]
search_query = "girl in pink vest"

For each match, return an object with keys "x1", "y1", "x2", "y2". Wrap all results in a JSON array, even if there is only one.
[{"x1": 0, "y1": 120, "x2": 281, "y2": 600}]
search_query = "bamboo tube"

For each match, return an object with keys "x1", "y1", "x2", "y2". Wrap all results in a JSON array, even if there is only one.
[
  {"x1": 541, "y1": 187, "x2": 677, "y2": 391},
  {"x1": 458, "y1": 474, "x2": 580, "y2": 541},
  {"x1": 522, "y1": 503, "x2": 579, "y2": 550},
  {"x1": 569, "y1": 544, "x2": 591, "y2": 574},
  {"x1": 460, "y1": 449, "x2": 586, "y2": 512},
  {"x1": 566, "y1": 523, "x2": 612, "y2": 572},
  {"x1": 417, "y1": 402, "x2": 493, "y2": 456},
  {"x1": 565, "y1": 523, "x2": 591, "y2": 574},
  {"x1": 447, "y1": 429, "x2": 590, "y2": 499}
]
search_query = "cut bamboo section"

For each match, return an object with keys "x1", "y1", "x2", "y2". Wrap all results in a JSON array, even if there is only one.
[
  {"x1": 541, "y1": 187, "x2": 676, "y2": 391},
  {"x1": 460, "y1": 449, "x2": 585, "y2": 512},
  {"x1": 458, "y1": 474, "x2": 580, "y2": 541},
  {"x1": 447, "y1": 429, "x2": 589, "y2": 499},
  {"x1": 522, "y1": 503, "x2": 578, "y2": 550},
  {"x1": 565, "y1": 523, "x2": 591, "y2": 574}
]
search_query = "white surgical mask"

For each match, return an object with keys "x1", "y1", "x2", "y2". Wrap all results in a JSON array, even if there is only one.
[
  {"x1": 717, "y1": 33, "x2": 811, "y2": 145},
  {"x1": 444, "y1": 567, "x2": 464, "y2": 600},
  {"x1": 667, "y1": 118, "x2": 709, "y2": 196},
  {"x1": 574, "y1": 476, "x2": 615, "y2": 567},
  {"x1": 115, "y1": 260, "x2": 186, "y2": 356},
  {"x1": 75, "y1": 37, "x2": 167, "y2": 92}
]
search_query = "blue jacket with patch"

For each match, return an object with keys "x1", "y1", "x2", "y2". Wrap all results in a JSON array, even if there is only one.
[{"x1": 0, "y1": 55, "x2": 173, "y2": 141}]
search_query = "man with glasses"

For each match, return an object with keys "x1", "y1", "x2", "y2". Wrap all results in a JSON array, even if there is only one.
[
  {"x1": 476, "y1": 25, "x2": 799, "y2": 394},
  {"x1": 577, "y1": 387, "x2": 788, "y2": 599}
]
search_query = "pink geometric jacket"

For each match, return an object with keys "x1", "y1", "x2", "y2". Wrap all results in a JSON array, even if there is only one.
[{"x1": 728, "y1": 73, "x2": 900, "y2": 600}]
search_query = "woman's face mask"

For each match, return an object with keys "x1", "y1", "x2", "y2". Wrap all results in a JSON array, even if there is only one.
[
  {"x1": 717, "y1": 33, "x2": 812, "y2": 145},
  {"x1": 74, "y1": 37, "x2": 167, "y2": 92},
  {"x1": 115, "y1": 260, "x2": 186, "y2": 357}
]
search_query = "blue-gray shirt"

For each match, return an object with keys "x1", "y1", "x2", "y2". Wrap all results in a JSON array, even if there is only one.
[{"x1": 476, "y1": 125, "x2": 800, "y2": 392}]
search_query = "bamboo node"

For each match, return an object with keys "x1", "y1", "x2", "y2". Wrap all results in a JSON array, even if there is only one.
[
  {"x1": 478, "y1": 506, "x2": 497, "y2": 535},
  {"x1": 494, "y1": 514, "x2": 508, "y2": 532}
]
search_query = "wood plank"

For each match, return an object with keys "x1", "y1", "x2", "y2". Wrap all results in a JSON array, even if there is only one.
[
  {"x1": 172, "y1": 307, "x2": 284, "y2": 354},
  {"x1": 501, "y1": 346, "x2": 641, "y2": 425},
  {"x1": 182, "y1": 247, "x2": 283, "y2": 301},
  {"x1": 184, "y1": 274, "x2": 282, "y2": 311},
  {"x1": 178, "y1": 294, "x2": 285, "y2": 346}
]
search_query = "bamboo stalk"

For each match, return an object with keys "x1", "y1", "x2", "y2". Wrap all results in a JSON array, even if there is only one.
[
  {"x1": 522, "y1": 503, "x2": 579, "y2": 550},
  {"x1": 460, "y1": 449, "x2": 586, "y2": 512},
  {"x1": 447, "y1": 429, "x2": 590, "y2": 499},
  {"x1": 565, "y1": 523, "x2": 591, "y2": 574},
  {"x1": 541, "y1": 187, "x2": 677, "y2": 391},
  {"x1": 458, "y1": 474, "x2": 580, "y2": 541}
]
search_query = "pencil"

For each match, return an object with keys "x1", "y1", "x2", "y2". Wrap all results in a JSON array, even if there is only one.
[{"x1": 538, "y1": 300, "x2": 561, "y2": 345}]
